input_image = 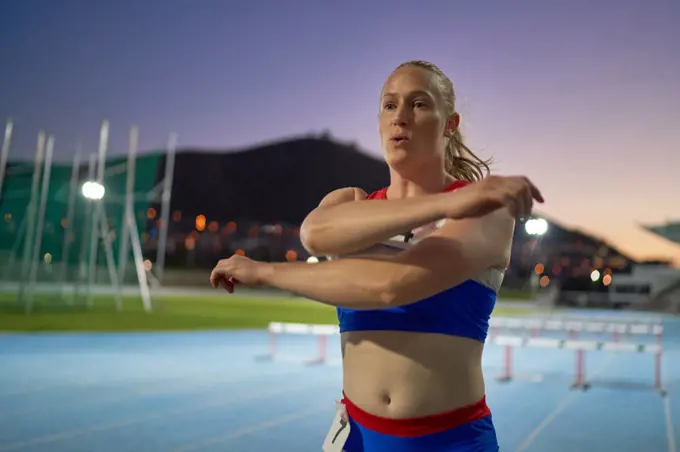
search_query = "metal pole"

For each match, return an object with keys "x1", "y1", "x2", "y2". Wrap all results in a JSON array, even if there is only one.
[
  {"x1": 155, "y1": 132, "x2": 177, "y2": 283},
  {"x1": 86, "y1": 120, "x2": 109, "y2": 308},
  {"x1": 127, "y1": 202, "x2": 152, "y2": 312},
  {"x1": 59, "y1": 146, "x2": 81, "y2": 296},
  {"x1": 100, "y1": 209, "x2": 122, "y2": 310},
  {"x1": 118, "y1": 125, "x2": 138, "y2": 284},
  {"x1": 26, "y1": 135, "x2": 55, "y2": 313},
  {"x1": 17, "y1": 132, "x2": 46, "y2": 308},
  {"x1": 1, "y1": 214, "x2": 26, "y2": 282},
  {"x1": 0, "y1": 119, "x2": 13, "y2": 202},
  {"x1": 74, "y1": 153, "x2": 96, "y2": 304}
]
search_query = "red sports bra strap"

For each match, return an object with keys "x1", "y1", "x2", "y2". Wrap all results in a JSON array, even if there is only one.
[{"x1": 367, "y1": 180, "x2": 469, "y2": 200}]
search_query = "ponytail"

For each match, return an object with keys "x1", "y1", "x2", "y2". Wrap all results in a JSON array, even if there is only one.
[{"x1": 445, "y1": 128, "x2": 492, "y2": 183}]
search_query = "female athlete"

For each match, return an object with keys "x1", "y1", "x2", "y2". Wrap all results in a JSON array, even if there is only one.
[{"x1": 210, "y1": 60, "x2": 544, "y2": 451}]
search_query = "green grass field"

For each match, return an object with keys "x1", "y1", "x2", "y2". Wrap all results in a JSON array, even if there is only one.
[{"x1": 0, "y1": 291, "x2": 534, "y2": 333}]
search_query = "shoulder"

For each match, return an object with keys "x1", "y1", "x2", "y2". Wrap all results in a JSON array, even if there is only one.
[{"x1": 318, "y1": 187, "x2": 368, "y2": 207}]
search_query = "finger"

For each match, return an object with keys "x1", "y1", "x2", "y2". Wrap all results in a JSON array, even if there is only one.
[
  {"x1": 218, "y1": 276, "x2": 234, "y2": 293},
  {"x1": 523, "y1": 178, "x2": 544, "y2": 203},
  {"x1": 226, "y1": 279, "x2": 235, "y2": 293},
  {"x1": 211, "y1": 267, "x2": 232, "y2": 290},
  {"x1": 229, "y1": 278, "x2": 237, "y2": 293},
  {"x1": 507, "y1": 183, "x2": 527, "y2": 217},
  {"x1": 513, "y1": 179, "x2": 535, "y2": 217},
  {"x1": 218, "y1": 277, "x2": 228, "y2": 290}
]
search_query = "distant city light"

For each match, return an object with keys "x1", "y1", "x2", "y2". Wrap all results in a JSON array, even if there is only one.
[
  {"x1": 590, "y1": 269, "x2": 601, "y2": 282},
  {"x1": 285, "y1": 250, "x2": 298, "y2": 262},
  {"x1": 195, "y1": 214, "x2": 206, "y2": 232},
  {"x1": 525, "y1": 218, "x2": 548, "y2": 236},
  {"x1": 81, "y1": 181, "x2": 105, "y2": 200}
]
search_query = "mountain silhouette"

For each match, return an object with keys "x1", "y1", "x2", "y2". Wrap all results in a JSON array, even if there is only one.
[{"x1": 166, "y1": 136, "x2": 390, "y2": 224}]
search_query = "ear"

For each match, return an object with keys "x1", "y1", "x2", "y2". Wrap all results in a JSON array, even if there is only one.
[{"x1": 445, "y1": 112, "x2": 461, "y2": 136}]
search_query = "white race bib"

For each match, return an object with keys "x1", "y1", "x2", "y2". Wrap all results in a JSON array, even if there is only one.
[{"x1": 322, "y1": 400, "x2": 351, "y2": 452}]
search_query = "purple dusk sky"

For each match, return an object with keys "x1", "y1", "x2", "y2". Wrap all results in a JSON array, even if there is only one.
[{"x1": 1, "y1": 0, "x2": 679, "y2": 263}]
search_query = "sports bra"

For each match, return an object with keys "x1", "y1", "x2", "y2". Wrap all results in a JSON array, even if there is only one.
[{"x1": 334, "y1": 180, "x2": 504, "y2": 343}]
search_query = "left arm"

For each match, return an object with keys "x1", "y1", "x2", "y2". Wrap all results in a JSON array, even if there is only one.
[{"x1": 255, "y1": 209, "x2": 515, "y2": 309}]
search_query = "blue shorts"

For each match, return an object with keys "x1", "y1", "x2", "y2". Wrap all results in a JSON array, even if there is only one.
[
  {"x1": 341, "y1": 394, "x2": 499, "y2": 452},
  {"x1": 344, "y1": 415, "x2": 499, "y2": 451}
]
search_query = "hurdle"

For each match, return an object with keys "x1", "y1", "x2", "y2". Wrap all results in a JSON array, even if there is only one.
[
  {"x1": 540, "y1": 314, "x2": 663, "y2": 325},
  {"x1": 261, "y1": 321, "x2": 666, "y2": 395},
  {"x1": 258, "y1": 322, "x2": 339, "y2": 365},
  {"x1": 489, "y1": 334, "x2": 665, "y2": 396},
  {"x1": 489, "y1": 316, "x2": 664, "y2": 342}
]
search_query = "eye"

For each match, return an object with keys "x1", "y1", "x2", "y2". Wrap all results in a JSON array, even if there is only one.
[
  {"x1": 383, "y1": 102, "x2": 396, "y2": 110},
  {"x1": 414, "y1": 100, "x2": 428, "y2": 109}
]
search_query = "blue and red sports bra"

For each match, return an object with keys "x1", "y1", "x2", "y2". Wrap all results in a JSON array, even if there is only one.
[{"x1": 335, "y1": 180, "x2": 503, "y2": 343}]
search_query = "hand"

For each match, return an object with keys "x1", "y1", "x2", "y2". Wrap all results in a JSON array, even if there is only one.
[
  {"x1": 448, "y1": 175, "x2": 544, "y2": 219},
  {"x1": 210, "y1": 254, "x2": 269, "y2": 293}
]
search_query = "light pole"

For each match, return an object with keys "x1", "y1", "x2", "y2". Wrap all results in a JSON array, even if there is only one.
[
  {"x1": 81, "y1": 180, "x2": 123, "y2": 311},
  {"x1": 524, "y1": 218, "x2": 548, "y2": 298}
]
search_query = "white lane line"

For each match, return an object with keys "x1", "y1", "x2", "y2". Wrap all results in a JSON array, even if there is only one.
[
  {"x1": 171, "y1": 404, "x2": 330, "y2": 452},
  {"x1": 0, "y1": 381, "x2": 331, "y2": 451},
  {"x1": 0, "y1": 368, "x2": 303, "y2": 422},
  {"x1": 516, "y1": 354, "x2": 614, "y2": 452}
]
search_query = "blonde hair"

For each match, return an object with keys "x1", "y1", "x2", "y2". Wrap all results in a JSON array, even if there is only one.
[{"x1": 394, "y1": 60, "x2": 492, "y2": 182}]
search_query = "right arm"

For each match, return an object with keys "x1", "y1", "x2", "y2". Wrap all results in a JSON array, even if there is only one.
[
  {"x1": 300, "y1": 187, "x2": 452, "y2": 257},
  {"x1": 300, "y1": 175, "x2": 543, "y2": 257}
]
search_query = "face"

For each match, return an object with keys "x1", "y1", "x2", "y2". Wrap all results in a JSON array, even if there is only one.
[{"x1": 379, "y1": 66, "x2": 458, "y2": 170}]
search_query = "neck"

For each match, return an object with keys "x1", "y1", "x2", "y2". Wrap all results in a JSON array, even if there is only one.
[{"x1": 387, "y1": 162, "x2": 453, "y2": 200}]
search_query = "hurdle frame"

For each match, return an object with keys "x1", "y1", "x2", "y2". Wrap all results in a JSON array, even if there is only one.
[
  {"x1": 490, "y1": 334, "x2": 665, "y2": 396},
  {"x1": 263, "y1": 320, "x2": 667, "y2": 396},
  {"x1": 258, "y1": 322, "x2": 339, "y2": 366}
]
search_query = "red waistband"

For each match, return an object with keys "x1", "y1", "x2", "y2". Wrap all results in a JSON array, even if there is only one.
[{"x1": 340, "y1": 392, "x2": 491, "y2": 437}]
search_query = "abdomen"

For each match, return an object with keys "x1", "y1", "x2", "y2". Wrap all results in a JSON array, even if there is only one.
[{"x1": 342, "y1": 329, "x2": 486, "y2": 418}]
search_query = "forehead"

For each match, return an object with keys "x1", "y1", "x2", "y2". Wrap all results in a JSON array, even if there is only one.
[{"x1": 382, "y1": 66, "x2": 438, "y2": 98}]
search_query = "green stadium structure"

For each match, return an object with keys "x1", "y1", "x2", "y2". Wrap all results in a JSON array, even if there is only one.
[
  {"x1": 0, "y1": 152, "x2": 165, "y2": 284},
  {"x1": 642, "y1": 221, "x2": 680, "y2": 247}
]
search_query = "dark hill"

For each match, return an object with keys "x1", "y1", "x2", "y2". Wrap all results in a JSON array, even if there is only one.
[{"x1": 165, "y1": 136, "x2": 390, "y2": 224}]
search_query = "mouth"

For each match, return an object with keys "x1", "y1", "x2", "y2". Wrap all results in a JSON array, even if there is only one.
[{"x1": 390, "y1": 135, "x2": 409, "y2": 143}]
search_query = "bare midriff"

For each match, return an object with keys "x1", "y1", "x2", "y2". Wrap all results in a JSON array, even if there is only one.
[{"x1": 341, "y1": 330, "x2": 485, "y2": 419}]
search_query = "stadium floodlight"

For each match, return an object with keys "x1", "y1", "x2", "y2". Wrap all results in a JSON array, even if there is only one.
[
  {"x1": 81, "y1": 181, "x2": 105, "y2": 200},
  {"x1": 525, "y1": 218, "x2": 548, "y2": 236}
]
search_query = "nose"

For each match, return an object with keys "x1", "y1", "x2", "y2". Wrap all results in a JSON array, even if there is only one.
[{"x1": 391, "y1": 104, "x2": 411, "y2": 126}]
